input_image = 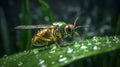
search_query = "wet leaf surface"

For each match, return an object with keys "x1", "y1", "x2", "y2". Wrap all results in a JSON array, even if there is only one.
[{"x1": 0, "y1": 36, "x2": 120, "y2": 67}]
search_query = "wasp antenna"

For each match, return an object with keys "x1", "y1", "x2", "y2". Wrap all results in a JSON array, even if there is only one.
[
  {"x1": 75, "y1": 26, "x2": 88, "y2": 29},
  {"x1": 73, "y1": 17, "x2": 79, "y2": 27}
]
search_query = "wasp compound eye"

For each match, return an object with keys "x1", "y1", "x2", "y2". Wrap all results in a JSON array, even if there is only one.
[{"x1": 65, "y1": 25, "x2": 71, "y2": 32}]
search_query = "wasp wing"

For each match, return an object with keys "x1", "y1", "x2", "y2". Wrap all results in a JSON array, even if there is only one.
[{"x1": 14, "y1": 25, "x2": 56, "y2": 29}]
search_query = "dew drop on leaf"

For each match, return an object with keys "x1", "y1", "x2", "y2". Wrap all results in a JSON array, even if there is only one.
[
  {"x1": 2, "y1": 65, "x2": 4, "y2": 67},
  {"x1": 38, "y1": 59, "x2": 47, "y2": 67},
  {"x1": 80, "y1": 45, "x2": 87, "y2": 49},
  {"x1": 38, "y1": 59, "x2": 45, "y2": 65},
  {"x1": 40, "y1": 64, "x2": 47, "y2": 67},
  {"x1": 3, "y1": 54, "x2": 8, "y2": 60},
  {"x1": 36, "y1": 54, "x2": 39, "y2": 57},
  {"x1": 95, "y1": 42, "x2": 101, "y2": 45},
  {"x1": 92, "y1": 36, "x2": 98, "y2": 42},
  {"x1": 72, "y1": 55, "x2": 76, "y2": 60},
  {"x1": 113, "y1": 36, "x2": 120, "y2": 43},
  {"x1": 24, "y1": 50, "x2": 27, "y2": 53},
  {"x1": 18, "y1": 61, "x2": 23, "y2": 66},
  {"x1": 87, "y1": 40, "x2": 92, "y2": 45},
  {"x1": 58, "y1": 57, "x2": 67, "y2": 62},
  {"x1": 48, "y1": 55, "x2": 52, "y2": 58},
  {"x1": 3, "y1": 54, "x2": 7, "y2": 57},
  {"x1": 59, "y1": 55, "x2": 63, "y2": 58},
  {"x1": 3, "y1": 61, "x2": 6, "y2": 64},
  {"x1": 93, "y1": 46, "x2": 98, "y2": 50},
  {"x1": 14, "y1": 59, "x2": 16, "y2": 61},
  {"x1": 49, "y1": 50, "x2": 55, "y2": 54},
  {"x1": 74, "y1": 42, "x2": 80, "y2": 47},
  {"x1": 51, "y1": 61, "x2": 55, "y2": 64},
  {"x1": 106, "y1": 37, "x2": 111, "y2": 44},
  {"x1": 33, "y1": 49, "x2": 39, "y2": 54},
  {"x1": 67, "y1": 47, "x2": 73, "y2": 53}
]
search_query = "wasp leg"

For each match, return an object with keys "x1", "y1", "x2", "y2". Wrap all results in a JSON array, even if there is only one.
[
  {"x1": 31, "y1": 35, "x2": 51, "y2": 49},
  {"x1": 36, "y1": 36, "x2": 51, "y2": 48},
  {"x1": 37, "y1": 36, "x2": 51, "y2": 41},
  {"x1": 74, "y1": 32, "x2": 80, "y2": 37},
  {"x1": 26, "y1": 40, "x2": 34, "y2": 55},
  {"x1": 58, "y1": 32, "x2": 64, "y2": 42},
  {"x1": 45, "y1": 41, "x2": 49, "y2": 48},
  {"x1": 50, "y1": 34, "x2": 60, "y2": 48}
]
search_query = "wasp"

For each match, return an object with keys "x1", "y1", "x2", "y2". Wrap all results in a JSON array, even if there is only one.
[{"x1": 15, "y1": 17, "x2": 87, "y2": 50}]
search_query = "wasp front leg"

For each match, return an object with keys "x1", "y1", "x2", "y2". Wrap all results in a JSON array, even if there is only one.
[
  {"x1": 74, "y1": 32, "x2": 80, "y2": 37},
  {"x1": 50, "y1": 33, "x2": 61, "y2": 48},
  {"x1": 30, "y1": 35, "x2": 51, "y2": 48},
  {"x1": 36, "y1": 35, "x2": 51, "y2": 48}
]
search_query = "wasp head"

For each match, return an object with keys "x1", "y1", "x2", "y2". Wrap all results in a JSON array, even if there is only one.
[{"x1": 64, "y1": 17, "x2": 87, "y2": 38}]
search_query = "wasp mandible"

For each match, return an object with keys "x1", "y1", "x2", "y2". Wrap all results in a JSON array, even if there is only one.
[{"x1": 15, "y1": 17, "x2": 87, "y2": 49}]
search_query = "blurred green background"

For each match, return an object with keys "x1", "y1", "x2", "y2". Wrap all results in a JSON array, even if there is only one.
[{"x1": 0, "y1": 0, "x2": 120, "y2": 66}]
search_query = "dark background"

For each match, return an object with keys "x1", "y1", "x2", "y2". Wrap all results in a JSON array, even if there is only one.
[{"x1": 0, "y1": 0, "x2": 120, "y2": 58}]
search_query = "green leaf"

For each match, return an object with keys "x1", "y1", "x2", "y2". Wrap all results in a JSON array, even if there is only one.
[
  {"x1": 20, "y1": 0, "x2": 31, "y2": 51},
  {"x1": 38, "y1": 0, "x2": 56, "y2": 23},
  {"x1": 0, "y1": 36, "x2": 120, "y2": 67}
]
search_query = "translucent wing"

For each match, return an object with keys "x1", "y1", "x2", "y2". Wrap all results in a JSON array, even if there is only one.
[{"x1": 14, "y1": 25, "x2": 56, "y2": 29}]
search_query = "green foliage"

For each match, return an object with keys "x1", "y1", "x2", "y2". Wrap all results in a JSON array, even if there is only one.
[
  {"x1": 116, "y1": 13, "x2": 120, "y2": 35},
  {"x1": 38, "y1": 0, "x2": 56, "y2": 24},
  {"x1": 0, "y1": 8, "x2": 14, "y2": 54},
  {"x1": 0, "y1": 36, "x2": 120, "y2": 67},
  {"x1": 20, "y1": 0, "x2": 31, "y2": 51},
  {"x1": 19, "y1": 0, "x2": 56, "y2": 51}
]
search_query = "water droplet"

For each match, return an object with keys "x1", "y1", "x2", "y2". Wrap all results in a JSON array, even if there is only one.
[
  {"x1": 106, "y1": 38, "x2": 111, "y2": 44},
  {"x1": 24, "y1": 50, "x2": 27, "y2": 53},
  {"x1": 14, "y1": 59, "x2": 16, "y2": 61},
  {"x1": 33, "y1": 49, "x2": 39, "y2": 54},
  {"x1": 18, "y1": 61, "x2": 23, "y2": 66},
  {"x1": 49, "y1": 50, "x2": 55, "y2": 54},
  {"x1": 72, "y1": 55, "x2": 76, "y2": 60},
  {"x1": 67, "y1": 47, "x2": 73, "y2": 53},
  {"x1": 38, "y1": 59, "x2": 47, "y2": 67},
  {"x1": 51, "y1": 45, "x2": 57, "y2": 50},
  {"x1": 35, "y1": 54, "x2": 39, "y2": 59},
  {"x1": 80, "y1": 45, "x2": 87, "y2": 49},
  {"x1": 84, "y1": 49, "x2": 89, "y2": 52},
  {"x1": 3, "y1": 54, "x2": 8, "y2": 60},
  {"x1": 3, "y1": 61, "x2": 6, "y2": 64},
  {"x1": 3, "y1": 54, "x2": 7, "y2": 57},
  {"x1": 48, "y1": 55, "x2": 52, "y2": 58},
  {"x1": 87, "y1": 43, "x2": 92, "y2": 46},
  {"x1": 51, "y1": 61, "x2": 55, "y2": 64},
  {"x1": 59, "y1": 55, "x2": 63, "y2": 58},
  {"x1": 87, "y1": 40, "x2": 92, "y2": 45},
  {"x1": 40, "y1": 64, "x2": 47, "y2": 67},
  {"x1": 95, "y1": 42, "x2": 101, "y2": 45},
  {"x1": 92, "y1": 36, "x2": 98, "y2": 42},
  {"x1": 58, "y1": 57, "x2": 67, "y2": 62},
  {"x1": 38, "y1": 59, "x2": 45, "y2": 65},
  {"x1": 15, "y1": 54, "x2": 18, "y2": 57},
  {"x1": 113, "y1": 36, "x2": 118, "y2": 41},
  {"x1": 113, "y1": 36, "x2": 120, "y2": 43},
  {"x1": 81, "y1": 43, "x2": 84, "y2": 46},
  {"x1": 93, "y1": 46, "x2": 98, "y2": 50},
  {"x1": 74, "y1": 42, "x2": 80, "y2": 47},
  {"x1": 2, "y1": 65, "x2": 4, "y2": 67}
]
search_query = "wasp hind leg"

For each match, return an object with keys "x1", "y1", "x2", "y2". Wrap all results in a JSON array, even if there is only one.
[
  {"x1": 51, "y1": 34, "x2": 61, "y2": 48},
  {"x1": 36, "y1": 36, "x2": 51, "y2": 48},
  {"x1": 26, "y1": 40, "x2": 34, "y2": 55},
  {"x1": 74, "y1": 32, "x2": 80, "y2": 37}
]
